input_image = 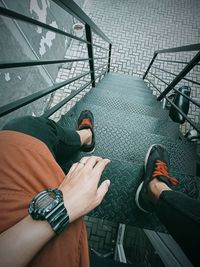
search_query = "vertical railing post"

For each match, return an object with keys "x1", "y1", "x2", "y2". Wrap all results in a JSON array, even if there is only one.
[
  {"x1": 143, "y1": 53, "x2": 157, "y2": 79},
  {"x1": 85, "y1": 24, "x2": 95, "y2": 87},
  {"x1": 108, "y1": 43, "x2": 112, "y2": 72}
]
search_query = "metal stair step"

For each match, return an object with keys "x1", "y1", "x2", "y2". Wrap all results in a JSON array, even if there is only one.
[
  {"x1": 104, "y1": 72, "x2": 146, "y2": 85},
  {"x1": 58, "y1": 113, "x2": 195, "y2": 176},
  {"x1": 89, "y1": 158, "x2": 200, "y2": 229},
  {"x1": 95, "y1": 82, "x2": 153, "y2": 98},
  {"x1": 99, "y1": 79, "x2": 151, "y2": 93},
  {"x1": 73, "y1": 102, "x2": 179, "y2": 139},
  {"x1": 84, "y1": 88, "x2": 160, "y2": 107},
  {"x1": 82, "y1": 93, "x2": 169, "y2": 120}
]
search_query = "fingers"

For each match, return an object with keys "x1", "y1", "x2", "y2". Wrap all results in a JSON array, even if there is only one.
[
  {"x1": 85, "y1": 156, "x2": 103, "y2": 169},
  {"x1": 92, "y1": 158, "x2": 111, "y2": 183},
  {"x1": 67, "y1": 162, "x2": 79, "y2": 175},
  {"x1": 96, "y1": 180, "x2": 110, "y2": 205},
  {"x1": 67, "y1": 156, "x2": 110, "y2": 180},
  {"x1": 71, "y1": 156, "x2": 91, "y2": 173}
]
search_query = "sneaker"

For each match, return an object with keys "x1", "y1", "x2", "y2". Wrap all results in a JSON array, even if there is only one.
[
  {"x1": 77, "y1": 110, "x2": 95, "y2": 153},
  {"x1": 135, "y1": 144, "x2": 179, "y2": 213}
]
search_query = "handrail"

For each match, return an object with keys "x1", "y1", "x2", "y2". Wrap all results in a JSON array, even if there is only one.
[
  {"x1": 0, "y1": 56, "x2": 110, "y2": 69},
  {"x1": 53, "y1": 0, "x2": 112, "y2": 44},
  {"x1": 0, "y1": 70, "x2": 91, "y2": 118},
  {"x1": 156, "y1": 59, "x2": 200, "y2": 66},
  {"x1": 152, "y1": 66, "x2": 200, "y2": 86},
  {"x1": 42, "y1": 70, "x2": 107, "y2": 118},
  {"x1": 143, "y1": 43, "x2": 200, "y2": 79},
  {"x1": 157, "y1": 51, "x2": 200, "y2": 100},
  {"x1": 149, "y1": 72, "x2": 200, "y2": 108},
  {"x1": 0, "y1": 7, "x2": 88, "y2": 44},
  {"x1": 144, "y1": 43, "x2": 200, "y2": 133},
  {"x1": 146, "y1": 79, "x2": 200, "y2": 134},
  {"x1": 155, "y1": 43, "x2": 200, "y2": 54},
  {"x1": 0, "y1": 0, "x2": 112, "y2": 119},
  {"x1": 0, "y1": 58, "x2": 91, "y2": 69},
  {"x1": 42, "y1": 80, "x2": 92, "y2": 118}
]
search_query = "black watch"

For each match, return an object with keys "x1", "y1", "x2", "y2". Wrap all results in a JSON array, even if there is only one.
[{"x1": 28, "y1": 189, "x2": 69, "y2": 234}]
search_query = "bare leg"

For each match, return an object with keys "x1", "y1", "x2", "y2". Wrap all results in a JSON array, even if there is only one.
[
  {"x1": 148, "y1": 178, "x2": 171, "y2": 202},
  {"x1": 76, "y1": 129, "x2": 92, "y2": 146}
]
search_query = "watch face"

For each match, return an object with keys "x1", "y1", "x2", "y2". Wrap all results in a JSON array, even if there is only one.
[
  {"x1": 36, "y1": 191, "x2": 56, "y2": 209},
  {"x1": 29, "y1": 189, "x2": 61, "y2": 219}
]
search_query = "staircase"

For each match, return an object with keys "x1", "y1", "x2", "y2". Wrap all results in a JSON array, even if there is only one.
[
  {"x1": 58, "y1": 72, "x2": 200, "y2": 233},
  {"x1": 1, "y1": 1, "x2": 200, "y2": 265}
]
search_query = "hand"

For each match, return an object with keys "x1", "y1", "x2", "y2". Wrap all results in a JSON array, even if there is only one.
[{"x1": 59, "y1": 156, "x2": 111, "y2": 222}]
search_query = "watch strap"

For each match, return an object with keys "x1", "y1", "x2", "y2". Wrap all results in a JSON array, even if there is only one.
[{"x1": 45, "y1": 201, "x2": 69, "y2": 234}]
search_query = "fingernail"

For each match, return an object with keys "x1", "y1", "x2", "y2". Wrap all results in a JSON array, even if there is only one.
[{"x1": 106, "y1": 180, "x2": 111, "y2": 186}]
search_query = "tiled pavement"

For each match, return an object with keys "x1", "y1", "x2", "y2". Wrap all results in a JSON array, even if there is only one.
[{"x1": 49, "y1": 0, "x2": 200, "y2": 260}]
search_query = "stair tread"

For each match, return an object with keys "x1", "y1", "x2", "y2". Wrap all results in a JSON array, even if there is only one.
[
  {"x1": 59, "y1": 114, "x2": 196, "y2": 175},
  {"x1": 73, "y1": 102, "x2": 179, "y2": 139},
  {"x1": 89, "y1": 158, "x2": 200, "y2": 229},
  {"x1": 82, "y1": 93, "x2": 169, "y2": 119},
  {"x1": 99, "y1": 79, "x2": 152, "y2": 93},
  {"x1": 56, "y1": 72, "x2": 198, "y2": 229},
  {"x1": 98, "y1": 83, "x2": 154, "y2": 97},
  {"x1": 85, "y1": 88, "x2": 160, "y2": 107}
]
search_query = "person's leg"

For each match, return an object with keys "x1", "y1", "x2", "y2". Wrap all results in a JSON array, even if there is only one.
[
  {"x1": 2, "y1": 113, "x2": 94, "y2": 173},
  {"x1": 149, "y1": 179, "x2": 200, "y2": 266},
  {"x1": 135, "y1": 144, "x2": 200, "y2": 266}
]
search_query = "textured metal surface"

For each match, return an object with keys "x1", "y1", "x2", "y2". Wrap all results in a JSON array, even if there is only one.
[
  {"x1": 83, "y1": 93, "x2": 169, "y2": 120},
  {"x1": 85, "y1": 88, "x2": 160, "y2": 107},
  {"x1": 101, "y1": 73, "x2": 150, "y2": 89},
  {"x1": 88, "y1": 159, "x2": 199, "y2": 231},
  {"x1": 57, "y1": 72, "x2": 199, "y2": 230},
  {"x1": 96, "y1": 83, "x2": 154, "y2": 98},
  {"x1": 59, "y1": 111, "x2": 196, "y2": 175},
  {"x1": 74, "y1": 102, "x2": 179, "y2": 139}
]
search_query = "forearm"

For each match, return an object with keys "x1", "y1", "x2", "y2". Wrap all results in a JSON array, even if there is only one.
[{"x1": 0, "y1": 215, "x2": 55, "y2": 267}]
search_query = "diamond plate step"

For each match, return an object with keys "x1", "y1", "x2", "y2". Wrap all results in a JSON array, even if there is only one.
[
  {"x1": 100, "y1": 78, "x2": 151, "y2": 90},
  {"x1": 98, "y1": 84, "x2": 153, "y2": 98},
  {"x1": 58, "y1": 113, "x2": 196, "y2": 176},
  {"x1": 104, "y1": 72, "x2": 147, "y2": 86},
  {"x1": 99, "y1": 78, "x2": 152, "y2": 93},
  {"x1": 88, "y1": 158, "x2": 200, "y2": 230},
  {"x1": 84, "y1": 88, "x2": 160, "y2": 107},
  {"x1": 96, "y1": 83, "x2": 154, "y2": 99},
  {"x1": 82, "y1": 93, "x2": 169, "y2": 120},
  {"x1": 73, "y1": 101, "x2": 179, "y2": 139}
]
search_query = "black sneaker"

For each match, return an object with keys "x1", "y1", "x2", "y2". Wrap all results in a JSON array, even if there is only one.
[
  {"x1": 77, "y1": 110, "x2": 95, "y2": 153},
  {"x1": 135, "y1": 144, "x2": 179, "y2": 213}
]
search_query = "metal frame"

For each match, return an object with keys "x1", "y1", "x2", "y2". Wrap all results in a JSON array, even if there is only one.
[
  {"x1": 0, "y1": 70, "x2": 91, "y2": 118},
  {"x1": 148, "y1": 72, "x2": 200, "y2": 108},
  {"x1": 146, "y1": 78, "x2": 200, "y2": 133},
  {"x1": 52, "y1": 0, "x2": 112, "y2": 43},
  {"x1": 0, "y1": 0, "x2": 112, "y2": 119},
  {"x1": 143, "y1": 43, "x2": 200, "y2": 133},
  {"x1": 0, "y1": 7, "x2": 88, "y2": 43},
  {"x1": 85, "y1": 24, "x2": 95, "y2": 87}
]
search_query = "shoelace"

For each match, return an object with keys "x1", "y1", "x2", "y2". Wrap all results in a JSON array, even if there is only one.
[
  {"x1": 79, "y1": 118, "x2": 93, "y2": 130},
  {"x1": 152, "y1": 160, "x2": 179, "y2": 186}
]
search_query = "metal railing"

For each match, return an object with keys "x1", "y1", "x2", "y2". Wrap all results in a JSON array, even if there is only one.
[
  {"x1": 0, "y1": 0, "x2": 112, "y2": 119},
  {"x1": 143, "y1": 43, "x2": 200, "y2": 133}
]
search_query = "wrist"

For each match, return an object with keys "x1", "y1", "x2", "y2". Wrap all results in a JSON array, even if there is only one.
[{"x1": 28, "y1": 189, "x2": 70, "y2": 235}]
